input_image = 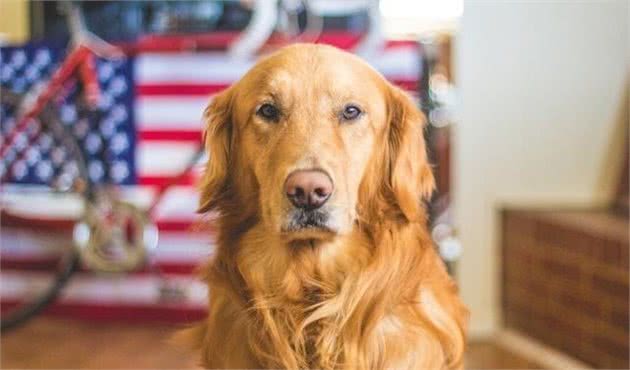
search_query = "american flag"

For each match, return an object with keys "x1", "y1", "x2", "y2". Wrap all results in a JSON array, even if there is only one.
[
  {"x1": 0, "y1": 42, "x2": 136, "y2": 186},
  {"x1": 0, "y1": 35, "x2": 423, "y2": 321}
]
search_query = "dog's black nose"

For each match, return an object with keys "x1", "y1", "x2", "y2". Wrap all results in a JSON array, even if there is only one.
[{"x1": 285, "y1": 170, "x2": 333, "y2": 210}]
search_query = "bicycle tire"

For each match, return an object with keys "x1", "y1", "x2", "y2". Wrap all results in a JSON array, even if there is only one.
[{"x1": 0, "y1": 87, "x2": 85, "y2": 332}]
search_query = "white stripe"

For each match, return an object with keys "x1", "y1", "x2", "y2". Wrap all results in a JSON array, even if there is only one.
[
  {"x1": 135, "y1": 96, "x2": 208, "y2": 130},
  {"x1": 136, "y1": 48, "x2": 420, "y2": 85},
  {"x1": 1, "y1": 187, "x2": 84, "y2": 219},
  {"x1": 369, "y1": 47, "x2": 422, "y2": 81},
  {"x1": 153, "y1": 186, "x2": 200, "y2": 220},
  {"x1": 0, "y1": 229, "x2": 70, "y2": 258},
  {"x1": 1, "y1": 271, "x2": 207, "y2": 306},
  {"x1": 153, "y1": 231, "x2": 214, "y2": 263},
  {"x1": 1, "y1": 229, "x2": 213, "y2": 264},
  {"x1": 136, "y1": 52, "x2": 254, "y2": 85},
  {"x1": 137, "y1": 141, "x2": 199, "y2": 177},
  {"x1": 0, "y1": 185, "x2": 202, "y2": 225}
]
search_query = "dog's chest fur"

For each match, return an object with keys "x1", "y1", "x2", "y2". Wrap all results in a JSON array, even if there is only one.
[
  {"x1": 248, "y1": 258, "x2": 396, "y2": 369},
  {"x1": 209, "y1": 223, "x2": 464, "y2": 369}
]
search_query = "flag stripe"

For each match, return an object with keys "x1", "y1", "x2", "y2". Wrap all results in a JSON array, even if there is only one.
[
  {"x1": 137, "y1": 83, "x2": 229, "y2": 96},
  {"x1": 2, "y1": 36, "x2": 424, "y2": 318},
  {"x1": 0, "y1": 300, "x2": 207, "y2": 323},
  {"x1": 135, "y1": 46, "x2": 421, "y2": 85},
  {"x1": 1, "y1": 271, "x2": 207, "y2": 310},
  {"x1": 136, "y1": 79, "x2": 417, "y2": 97},
  {"x1": 136, "y1": 141, "x2": 199, "y2": 177},
  {"x1": 137, "y1": 130, "x2": 203, "y2": 142},
  {"x1": 136, "y1": 96, "x2": 207, "y2": 131}
]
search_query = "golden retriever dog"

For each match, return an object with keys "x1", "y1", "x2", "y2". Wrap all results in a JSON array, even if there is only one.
[{"x1": 188, "y1": 44, "x2": 468, "y2": 369}]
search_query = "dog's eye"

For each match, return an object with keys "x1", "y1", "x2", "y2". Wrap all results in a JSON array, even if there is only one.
[
  {"x1": 341, "y1": 105, "x2": 362, "y2": 121},
  {"x1": 256, "y1": 103, "x2": 280, "y2": 121}
]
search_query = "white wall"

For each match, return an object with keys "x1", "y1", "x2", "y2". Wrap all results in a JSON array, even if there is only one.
[{"x1": 455, "y1": 0, "x2": 629, "y2": 337}]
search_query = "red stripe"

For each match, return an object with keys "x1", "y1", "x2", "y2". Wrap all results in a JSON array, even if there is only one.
[
  {"x1": 1, "y1": 258, "x2": 202, "y2": 275},
  {"x1": 385, "y1": 39, "x2": 421, "y2": 49},
  {"x1": 136, "y1": 80, "x2": 417, "y2": 96},
  {"x1": 127, "y1": 31, "x2": 420, "y2": 54},
  {"x1": 1, "y1": 300, "x2": 206, "y2": 323},
  {"x1": 137, "y1": 83, "x2": 229, "y2": 96},
  {"x1": 392, "y1": 79, "x2": 419, "y2": 92},
  {"x1": 155, "y1": 262, "x2": 199, "y2": 275},
  {"x1": 0, "y1": 211, "x2": 74, "y2": 230},
  {"x1": 2, "y1": 210, "x2": 201, "y2": 232},
  {"x1": 137, "y1": 80, "x2": 416, "y2": 98},
  {"x1": 132, "y1": 31, "x2": 364, "y2": 53},
  {"x1": 1, "y1": 258, "x2": 67, "y2": 272},
  {"x1": 132, "y1": 31, "x2": 240, "y2": 53},
  {"x1": 138, "y1": 130, "x2": 202, "y2": 142},
  {"x1": 156, "y1": 219, "x2": 200, "y2": 231},
  {"x1": 138, "y1": 172, "x2": 197, "y2": 187}
]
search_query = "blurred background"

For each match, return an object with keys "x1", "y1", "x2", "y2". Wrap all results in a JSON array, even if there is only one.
[{"x1": 0, "y1": 0, "x2": 627, "y2": 369}]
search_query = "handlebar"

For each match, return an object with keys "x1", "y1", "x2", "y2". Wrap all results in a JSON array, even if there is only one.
[
  {"x1": 62, "y1": 1, "x2": 125, "y2": 59},
  {"x1": 232, "y1": 0, "x2": 382, "y2": 58},
  {"x1": 61, "y1": 0, "x2": 382, "y2": 59}
]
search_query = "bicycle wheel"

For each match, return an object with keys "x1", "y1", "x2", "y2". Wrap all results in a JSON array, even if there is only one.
[{"x1": 0, "y1": 88, "x2": 86, "y2": 331}]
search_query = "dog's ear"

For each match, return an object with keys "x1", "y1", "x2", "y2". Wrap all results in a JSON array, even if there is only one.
[
  {"x1": 198, "y1": 87, "x2": 234, "y2": 213},
  {"x1": 386, "y1": 85, "x2": 435, "y2": 221}
]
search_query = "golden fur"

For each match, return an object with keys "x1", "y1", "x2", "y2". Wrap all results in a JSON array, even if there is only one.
[{"x1": 188, "y1": 44, "x2": 468, "y2": 369}]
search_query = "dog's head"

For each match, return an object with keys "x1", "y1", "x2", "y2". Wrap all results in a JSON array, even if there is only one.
[{"x1": 199, "y1": 44, "x2": 434, "y2": 246}]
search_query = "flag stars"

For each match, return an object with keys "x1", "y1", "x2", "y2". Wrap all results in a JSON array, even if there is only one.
[
  {"x1": 63, "y1": 161, "x2": 79, "y2": 178},
  {"x1": 1, "y1": 65, "x2": 14, "y2": 82},
  {"x1": 110, "y1": 133, "x2": 129, "y2": 154},
  {"x1": 85, "y1": 133, "x2": 103, "y2": 154},
  {"x1": 111, "y1": 161, "x2": 129, "y2": 183},
  {"x1": 98, "y1": 92, "x2": 114, "y2": 110},
  {"x1": 14, "y1": 132, "x2": 28, "y2": 152},
  {"x1": 99, "y1": 62, "x2": 114, "y2": 82},
  {"x1": 38, "y1": 134, "x2": 53, "y2": 152},
  {"x1": 108, "y1": 76, "x2": 127, "y2": 97},
  {"x1": 88, "y1": 160, "x2": 104, "y2": 182},
  {"x1": 99, "y1": 117, "x2": 117, "y2": 138},
  {"x1": 74, "y1": 119, "x2": 90, "y2": 139},
  {"x1": 34, "y1": 49, "x2": 52, "y2": 67},
  {"x1": 13, "y1": 160, "x2": 28, "y2": 180},
  {"x1": 10, "y1": 50, "x2": 27, "y2": 68},
  {"x1": 2, "y1": 45, "x2": 134, "y2": 186},
  {"x1": 111, "y1": 104, "x2": 128, "y2": 123},
  {"x1": 24, "y1": 65, "x2": 41, "y2": 82},
  {"x1": 51, "y1": 147, "x2": 66, "y2": 166},
  {"x1": 60, "y1": 104, "x2": 78, "y2": 123},
  {"x1": 25, "y1": 147, "x2": 41, "y2": 166},
  {"x1": 35, "y1": 160, "x2": 53, "y2": 181}
]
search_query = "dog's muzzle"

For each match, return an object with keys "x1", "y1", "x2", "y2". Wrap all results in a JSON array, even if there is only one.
[
  {"x1": 283, "y1": 208, "x2": 331, "y2": 232},
  {"x1": 281, "y1": 169, "x2": 337, "y2": 236}
]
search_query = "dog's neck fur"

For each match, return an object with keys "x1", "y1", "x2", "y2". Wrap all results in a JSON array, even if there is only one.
[{"x1": 202, "y1": 210, "x2": 459, "y2": 369}]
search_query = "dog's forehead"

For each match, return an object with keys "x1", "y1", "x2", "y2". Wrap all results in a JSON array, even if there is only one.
[{"x1": 243, "y1": 45, "x2": 382, "y2": 98}]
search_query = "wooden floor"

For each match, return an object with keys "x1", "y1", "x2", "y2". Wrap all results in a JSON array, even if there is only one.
[{"x1": 1, "y1": 317, "x2": 541, "y2": 369}]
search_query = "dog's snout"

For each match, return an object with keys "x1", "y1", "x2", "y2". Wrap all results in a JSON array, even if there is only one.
[{"x1": 285, "y1": 170, "x2": 333, "y2": 210}]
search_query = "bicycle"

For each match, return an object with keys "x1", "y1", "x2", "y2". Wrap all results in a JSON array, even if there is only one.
[{"x1": 0, "y1": 1, "x2": 166, "y2": 331}]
